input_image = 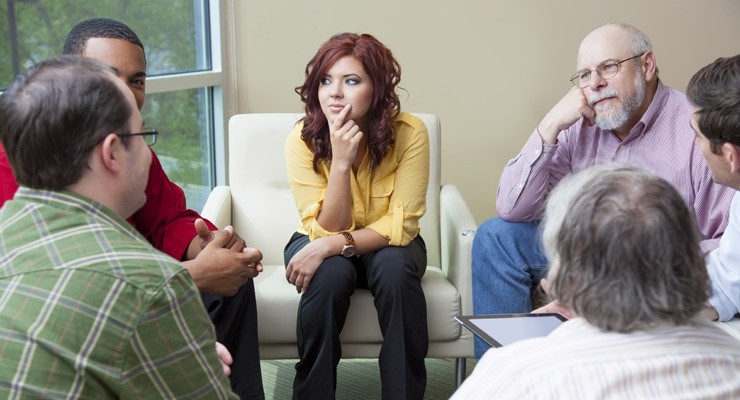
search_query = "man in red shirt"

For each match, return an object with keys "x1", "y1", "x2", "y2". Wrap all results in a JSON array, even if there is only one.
[{"x1": 0, "y1": 18, "x2": 265, "y2": 399}]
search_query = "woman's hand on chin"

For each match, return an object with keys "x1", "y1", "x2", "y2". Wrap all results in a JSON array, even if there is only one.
[{"x1": 329, "y1": 104, "x2": 363, "y2": 169}]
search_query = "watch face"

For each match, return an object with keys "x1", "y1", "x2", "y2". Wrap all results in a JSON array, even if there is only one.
[{"x1": 342, "y1": 245, "x2": 356, "y2": 258}]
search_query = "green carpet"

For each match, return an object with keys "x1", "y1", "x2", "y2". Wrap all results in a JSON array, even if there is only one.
[{"x1": 261, "y1": 358, "x2": 474, "y2": 399}]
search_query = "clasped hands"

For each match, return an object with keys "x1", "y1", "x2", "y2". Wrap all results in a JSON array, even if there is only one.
[{"x1": 184, "y1": 218, "x2": 263, "y2": 297}]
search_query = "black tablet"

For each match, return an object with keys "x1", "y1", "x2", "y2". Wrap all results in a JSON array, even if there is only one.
[{"x1": 456, "y1": 313, "x2": 568, "y2": 348}]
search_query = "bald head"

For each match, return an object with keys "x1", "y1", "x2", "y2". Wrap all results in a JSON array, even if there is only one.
[
  {"x1": 577, "y1": 23, "x2": 654, "y2": 71},
  {"x1": 572, "y1": 23, "x2": 659, "y2": 135}
]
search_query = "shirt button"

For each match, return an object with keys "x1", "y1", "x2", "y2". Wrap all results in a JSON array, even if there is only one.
[{"x1": 385, "y1": 188, "x2": 391, "y2": 193}]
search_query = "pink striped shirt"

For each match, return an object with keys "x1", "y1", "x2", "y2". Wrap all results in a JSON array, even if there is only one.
[
  {"x1": 496, "y1": 82, "x2": 733, "y2": 252},
  {"x1": 452, "y1": 317, "x2": 740, "y2": 400}
]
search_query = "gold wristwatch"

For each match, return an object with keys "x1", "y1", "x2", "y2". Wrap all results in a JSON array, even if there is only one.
[{"x1": 340, "y1": 231, "x2": 356, "y2": 258}]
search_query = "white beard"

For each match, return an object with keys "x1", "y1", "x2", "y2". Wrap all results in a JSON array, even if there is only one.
[{"x1": 589, "y1": 71, "x2": 646, "y2": 131}]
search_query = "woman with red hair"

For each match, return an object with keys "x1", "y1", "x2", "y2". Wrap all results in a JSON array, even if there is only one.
[{"x1": 284, "y1": 33, "x2": 430, "y2": 399}]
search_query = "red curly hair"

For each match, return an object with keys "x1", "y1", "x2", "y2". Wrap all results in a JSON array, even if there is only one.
[{"x1": 295, "y1": 33, "x2": 401, "y2": 171}]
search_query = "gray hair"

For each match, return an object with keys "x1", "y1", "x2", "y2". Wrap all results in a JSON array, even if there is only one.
[
  {"x1": 592, "y1": 23, "x2": 657, "y2": 74},
  {"x1": 541, "y1": 164, "x2": 708, "y2": 332},
  {"x1": 613, "y1": 23, "x2": 653, "y2": 57}
]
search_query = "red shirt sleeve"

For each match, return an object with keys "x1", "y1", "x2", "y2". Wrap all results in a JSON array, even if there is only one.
[
  {"x1": 1, "y1": 144, "x2": 216, "y2": 260},
  {"x1": 130, "y1": 149, "x2": 217, "y2": 260},
  {"x1": 0, "y1": 144, "x2": 20, "y2": 207}
]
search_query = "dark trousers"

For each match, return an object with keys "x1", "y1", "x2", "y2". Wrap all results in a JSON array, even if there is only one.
[
  {"x1": 284, "y1": 233, "x2": 429, "y2": 400},
  {"x1": 202, "y1": 279, "x2": 264, "y2": 399}
]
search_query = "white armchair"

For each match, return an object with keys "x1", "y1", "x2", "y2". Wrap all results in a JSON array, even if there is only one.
[{"x1": 201, "y1": 113, "x2": 477, "y2": 385}]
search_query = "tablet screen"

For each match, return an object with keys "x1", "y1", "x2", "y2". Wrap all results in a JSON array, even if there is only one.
[{"x1": 456, "y1": 313, "x2": 568, "y2": 347}]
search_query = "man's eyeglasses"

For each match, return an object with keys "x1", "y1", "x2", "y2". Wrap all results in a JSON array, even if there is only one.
[
  {"x1": 570, "y1": 53, "x2": 645, "y2": 88},
  {"x1": 117, "y1": 128, "x2": 159, "y2": 146}
]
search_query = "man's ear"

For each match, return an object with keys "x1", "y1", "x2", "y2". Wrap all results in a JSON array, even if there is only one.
[
  {"x1": 99, "y1": 133, "x2": 122, "y2": 173},
  {"x1": 642, "y1": 50, "x2": 657, "y2": 81},
  {"x1": 722, "y1": 142, "x2": 740, "y2": 174}
]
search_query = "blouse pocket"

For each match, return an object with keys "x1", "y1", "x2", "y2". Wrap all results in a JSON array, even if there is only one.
[{"x1": 369, "y1": 174, "x2": 395, "y2": 213}]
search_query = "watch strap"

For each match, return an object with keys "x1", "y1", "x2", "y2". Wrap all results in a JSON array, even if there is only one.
[{"x1": 340, "y1": 231, "x2": 355, "y2": 246}]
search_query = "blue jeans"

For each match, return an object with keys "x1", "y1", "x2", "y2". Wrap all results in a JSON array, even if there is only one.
[{"x1": 471, "y1": 217, "x2": 549, "y2": 359}]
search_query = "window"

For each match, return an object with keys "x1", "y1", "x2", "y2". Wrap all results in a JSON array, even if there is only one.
[{"x1": 1, "y1": 0, "x2": 227, "y2": 211}]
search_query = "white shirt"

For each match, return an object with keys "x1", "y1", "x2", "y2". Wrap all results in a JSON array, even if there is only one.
[
  {"x1": 707, "y1": 191, "x2": 740, "y2": 321},
  {"x1": 451, "y1": 317, "x2": 740, "y2": 399}
]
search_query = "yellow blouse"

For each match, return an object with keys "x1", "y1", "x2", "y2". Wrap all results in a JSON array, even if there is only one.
[{"x1": 285, "y1": 112, "x2": 429, "y2": 246}]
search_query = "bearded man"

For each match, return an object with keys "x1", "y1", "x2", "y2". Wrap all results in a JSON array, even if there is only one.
[{"x1": 470, "y1": 23, "x2": 734, "y2": 359}]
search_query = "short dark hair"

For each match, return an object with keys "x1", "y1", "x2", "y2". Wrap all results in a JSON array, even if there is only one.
[
  {"x1": 63, "y1": 18, "x2": 145, "y2": 61},
  {"x1": 687, "y1": 55, "x2": 740, "y2": 153},
  {"x1": 541, "y1": 164, "x2": 708, "y2": 332},
  {"x1": 0, "y1": 55, "x2": 133, "y2": 189}
]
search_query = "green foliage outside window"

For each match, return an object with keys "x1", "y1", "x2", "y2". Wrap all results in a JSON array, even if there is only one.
[{"x1": 1, "y1": 0, "x2": 214, "y2": 211}]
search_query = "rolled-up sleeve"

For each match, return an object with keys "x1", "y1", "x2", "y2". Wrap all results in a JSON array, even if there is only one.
[
  {"x1": 496, "y1": 127, "x2": 571, "y2": 222},
  {"x1": 366, "y1": 118, "x2": 429, "y2": 246},
  {"x1": 286, "y1": 124, "x2": 356, "y2": 239}
]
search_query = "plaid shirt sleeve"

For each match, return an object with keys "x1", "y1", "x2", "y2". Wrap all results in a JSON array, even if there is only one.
[{"x1": 120, "y1": 270, "x2": 237, "y2": 399}]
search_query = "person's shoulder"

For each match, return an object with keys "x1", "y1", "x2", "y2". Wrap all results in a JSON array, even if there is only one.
[
  {"x1": 393, "y1": 112, "x2": 429, "y2": 143},
  {"x1": 291, "y1": 119, "x2": 305, "y2": 133},
  {"x1": 109, "y1": 245, "x2": 189, "y2": 292},
  {"x1": 659, "y1": 83, "x2": 693, "y2": 112},
  {"x1": 286, "y1": 120, "x2": 310, "y2": 154},
  {"x1": 1, "y1": 195, "x2": 188, "y2": 290},
  {"x1": 287, "y1": 120, "x2": 306, "y2": 141},
  {"x1": 660, "y1": 82, "x2": 688, "y2": 98},
  {"x1": 394, "y1": 112, "x2": 426, "y2": 130},
  {"x1": 688, "y1": 318, "x2": 740, "y2": 352},
  {"x1": 62, "y1": 225, "x2": 189, "y2": 295}
]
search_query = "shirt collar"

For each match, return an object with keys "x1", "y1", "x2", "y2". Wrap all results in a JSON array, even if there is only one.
[{"x1": 12, "y1": 187, "x2": 141, "y2": 239}]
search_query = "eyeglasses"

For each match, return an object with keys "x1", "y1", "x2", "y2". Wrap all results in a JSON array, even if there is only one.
[
  {"x1": 117, "y1": 128, "x2": 159, "y2": 146},
  {"x1": 570, "y1": 53, "x2": 645, "y2": 88}
]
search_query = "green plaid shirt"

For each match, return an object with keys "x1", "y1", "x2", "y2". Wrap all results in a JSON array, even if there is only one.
[{"x1": 0, "y1": 188, "x2": 237, "y2": 399}]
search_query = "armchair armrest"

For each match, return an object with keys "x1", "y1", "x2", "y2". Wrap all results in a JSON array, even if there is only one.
[
  {"x1": 200, "y1": 185, "x2": 233, "y2": 230},
  {"x1": 440, "y1": 184, "x2": 477, "y2": 315}
]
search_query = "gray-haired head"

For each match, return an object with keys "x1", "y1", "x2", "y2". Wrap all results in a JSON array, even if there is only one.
[
  {"x1": 580, "y1": 23, "x2": 658, "y2": 75},
  {"x1": 541, "y1": 163, "x2": 707, "y2": 332}
]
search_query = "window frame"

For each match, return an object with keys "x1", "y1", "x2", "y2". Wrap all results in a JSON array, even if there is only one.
[
  {"x1": 144, "y1": 0, "x2": 231, "y2": 188},
  {"x1": 0, "y1": 0, "x2": 233, "y2": 198}
]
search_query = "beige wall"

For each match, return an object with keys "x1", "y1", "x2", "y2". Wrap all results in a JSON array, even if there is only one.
[{"x1": 228, "y1": 0, "x2": 740, "y2": 224}]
